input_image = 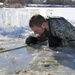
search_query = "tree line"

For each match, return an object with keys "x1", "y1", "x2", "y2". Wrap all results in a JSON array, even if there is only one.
[{"x1": 0, "y1": 0, "x2": 75, "y2": 5}]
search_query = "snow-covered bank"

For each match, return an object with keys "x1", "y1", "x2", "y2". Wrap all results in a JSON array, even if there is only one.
[
  {"x1": 0, "y1": 8, "x2": 75, "y2": 27},
  {"x1": 0, "y1": 8, "x2": 75, "y2": 38}
]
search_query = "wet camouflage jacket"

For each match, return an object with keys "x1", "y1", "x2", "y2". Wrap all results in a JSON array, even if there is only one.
[
  {"x1": 39, "y1": 17, "x2": 75, "y2": 46},
  {"x1": 49, "y1": 17, "x2": 75, "y2": 46}
]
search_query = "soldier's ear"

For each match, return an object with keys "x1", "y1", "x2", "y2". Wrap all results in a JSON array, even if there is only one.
[{"x1": 42, "y1": 22, "x2": 47, "y2": 28}]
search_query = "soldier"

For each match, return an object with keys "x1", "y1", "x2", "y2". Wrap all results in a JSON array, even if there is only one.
[{"x1": 26, "y1": 14, "x2": 75, "y2": 47}]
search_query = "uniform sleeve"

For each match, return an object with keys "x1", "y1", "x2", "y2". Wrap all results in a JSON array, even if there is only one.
[
  {"x1": 50, "y1": 18, "x2": 75, "y2": 41},
  {"x1": 50, "y1": 17, "x2": 75, "y2": 46}
]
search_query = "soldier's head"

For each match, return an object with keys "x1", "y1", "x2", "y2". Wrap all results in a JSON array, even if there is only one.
[{"x1": 29, "y1": 14, "x2": 48, "y2": 35}]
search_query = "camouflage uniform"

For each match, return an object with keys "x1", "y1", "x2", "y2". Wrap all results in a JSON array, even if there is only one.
[{"x1": 48, "y1": 17, "x2": 75, "y2": 46}]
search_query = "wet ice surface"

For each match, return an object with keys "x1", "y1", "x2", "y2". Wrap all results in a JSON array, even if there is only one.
[
  {"x1": 19, "y1": 46, "x2": 75, "y2": 75},
  {"x1": 0, "y1": 35, "x2": 35, "y2": 75},
  {"x1": 0, "y1": 47, "x2": 36, "y2": 75},
  {"x1": 0, "y1": 48, "x2": 33, "y2": 73},
  {"x1": 0, "y1": 37, "x2": 75, "y2": 75},
  {"x1": 4, "y1": 47, "x2": 75, "y2": 75},
  {"x1": 0, "y1": 8, "x2": 75, "y2": 75}
]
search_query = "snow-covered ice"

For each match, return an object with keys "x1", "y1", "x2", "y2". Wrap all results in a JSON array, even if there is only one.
[{"x1": 0, "y1": 8, "x2": 75, "y2": 75}]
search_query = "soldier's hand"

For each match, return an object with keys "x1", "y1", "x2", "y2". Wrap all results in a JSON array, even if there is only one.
[{"x1": 25, "y1": 36, "x2": 38, "y2": 45}]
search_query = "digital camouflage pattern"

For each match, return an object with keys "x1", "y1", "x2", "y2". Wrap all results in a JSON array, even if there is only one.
[{"x1": 49, "y1": 17, "x2": 75, "y2": 46}]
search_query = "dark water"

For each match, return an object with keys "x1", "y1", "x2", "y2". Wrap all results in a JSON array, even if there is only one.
[
  {"x1": 0, "y1": 46, "x2": 75, "y2": 75},
  {"x1": 0, "y1": 47, "x2": 35, "y2": 74}
]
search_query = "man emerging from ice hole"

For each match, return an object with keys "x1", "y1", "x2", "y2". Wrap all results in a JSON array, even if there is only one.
[{"x1": 26, "y1": 14, "x2": 75, "y2": 47}]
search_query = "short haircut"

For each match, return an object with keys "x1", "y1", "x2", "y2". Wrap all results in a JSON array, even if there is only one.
[{"x1": 29, "y1": 14, "x2": 46, "y2": 27}]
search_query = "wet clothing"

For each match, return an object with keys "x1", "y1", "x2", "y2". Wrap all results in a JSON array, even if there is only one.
[
  {"x1": 38, "y1": 17, "x2": 75, "y2": 47},
  {"x1": 38, "y1": 29, "x2": 62, "y2": 47},
  {"x1": 26, "y1": 17, "x2": 75, "y2": 47}
]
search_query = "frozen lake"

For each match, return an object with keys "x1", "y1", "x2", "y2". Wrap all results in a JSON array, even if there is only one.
[
  {"x1": 0, "y1": 42, "x2": 75, "y2": 75},
  {"x1": 0, "y1": 48, "x2": 35, "y2": 75},
  {"x1": 0, "y1": 8, "x2": 75, "y2": 75}
]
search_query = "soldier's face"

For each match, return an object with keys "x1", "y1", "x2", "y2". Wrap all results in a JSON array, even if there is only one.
[{"x1": 31, "y1": 26, "x2": 44, "y2": 35}]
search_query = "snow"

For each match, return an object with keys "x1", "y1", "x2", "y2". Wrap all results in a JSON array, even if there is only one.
[
  {"x1": 0, "y1": 2, "x2": 3, "y2": 5},
  {"x1": 0, "y1": 8, "x2": 75, "y2": 75}
]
